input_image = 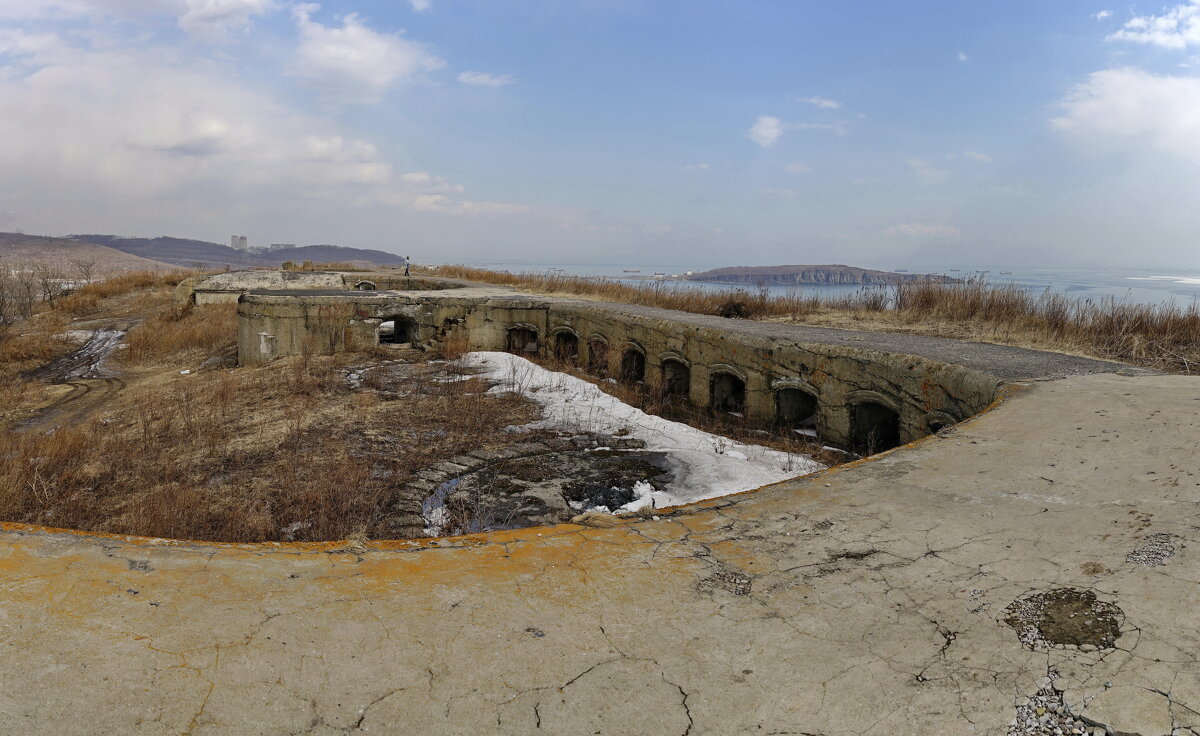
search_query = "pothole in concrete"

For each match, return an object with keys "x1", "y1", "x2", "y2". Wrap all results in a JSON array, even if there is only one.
[
  {"x1": 1126, "y1": 533, "x2": 1175, "y2": 567},
  {"x1": 1003, "y1": 588, "x2": 1124, "y2": 650},
  {"x1": 696, "y1": 569, "x2": 753, "y2": 596},
  {"x1": 1009, "y1": 668, "x2": 1096, "y2": 736}
]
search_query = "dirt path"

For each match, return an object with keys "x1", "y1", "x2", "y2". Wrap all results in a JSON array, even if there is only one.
[
  {"x1": 18, "y1": 329, "x2": 130, "y2": 431},
  {"x1": 29, "y1": 329, "x2": 126, "y2": 381}
]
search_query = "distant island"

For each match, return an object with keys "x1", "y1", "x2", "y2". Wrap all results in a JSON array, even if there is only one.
[{"x1": 685, "y1": 264, "x2": 957, "y2": 286}]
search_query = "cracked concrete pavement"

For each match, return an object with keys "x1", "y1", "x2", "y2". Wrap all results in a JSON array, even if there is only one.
[{"x1": 1, "y1": 372, "x2": 1198, "y2": 735}]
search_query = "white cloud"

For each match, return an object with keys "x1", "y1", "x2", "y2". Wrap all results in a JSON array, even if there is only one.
[
  {"x1": 457, "y1": 71, "x2": 515, "y2": 87},
  {"x1": 906, "y1": 157, "x2": 950, "y2": 184},
  {"x1": 1109, "y1": 2, "x2": 1200, "y2": 48},
  {"x1": 748, "y1": 115, "x2": 846, "y2": 147},
  {"x1": 178, "y1": 0, "x2": 275, "y2": 37},
  {"x1": 410, "y1": 195, "x2": 528, "y2": 216},
  {"x1": 410, "y1": 0, "x2": 430, "y2": 10},
  {"x1": 957, "y1": 50, "x2": 969, "y2": 62},
  {"x1": 963, "y1": 150, "x2": 992, "y2": 162},
  {"x1": 1095, "y1": 9, "x2": 1112, "y2": 21},
  {"x1": 748, "y1": 115, "x2": 783, "y2": 147},
  {"x1": 0, "y1": 0, "x2": 273, "y2": 35},
  {"x1": 793, "y1": 121, "x2": 846, "y2": 134},
  {"x1": 292, "y1": 4, "x2": 444, "y2": 103},
  {"x1": 796, "y1": 96, "x2": 841, "y2": 109},
  {"x1": 683, "y1": 163, "x2": 709, "y2": 171},
  {"x1": 883, "y1": 223, "x2": 961, "y2": 239},
  {"x1": 0, "y1": 37, "x2": 523, "y2": 224},
  {"x1": 785, "y1": 161, "x2": 811, "y2": 173},
  {"x1": 1051, "y1": 67, "x2": 1200, "y2": 165},
  {"x1": 0, "y1": 0, "x2": 178, "y2": 20}
]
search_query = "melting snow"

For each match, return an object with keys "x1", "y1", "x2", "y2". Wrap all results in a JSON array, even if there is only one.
[{"x1": 461, "y1": 352, "x2": 825, "y2": 513}]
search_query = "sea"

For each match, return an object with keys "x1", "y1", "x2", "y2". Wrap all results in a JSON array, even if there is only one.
[{"x1": 450, "y1": 263, "x2": 1200, "y2": 308}]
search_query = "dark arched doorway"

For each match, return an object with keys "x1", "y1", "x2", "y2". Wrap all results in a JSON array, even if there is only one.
[
  {"x1": 553, "y1": 331, "x2": 579, "y2": 363},
  {"x1": 587, "y1": 339, "x2": 609, "y2": 376},
  {"x1": 660, "y1": 359, "x2": 690, "y2": 404},
  {"x1": 620, "y1": 348, "x2": 645, "y2": 384},
  {"x1": 379, "y1": 316, "x2": 416, "y2": 345},
  {"x1": 710, "y1": 372, "x2": 746, "y2": 415},
  {"x1": 776, "y1": 388, "x2": 818, "y2": 434},
  {"x1": 850, "y1": 401, "x2": 900, "y2": 454},
  {"x1": 506, "y1": 326, "x2": 539, "y2": 354}
]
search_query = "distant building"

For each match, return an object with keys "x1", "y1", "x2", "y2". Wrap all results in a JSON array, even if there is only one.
[
  {"x1": 230, "y1": 235, "x2": 248, "y2": 251},
  {"x1": 268, "y1": 243, "x2": 294, "y2": 251}
]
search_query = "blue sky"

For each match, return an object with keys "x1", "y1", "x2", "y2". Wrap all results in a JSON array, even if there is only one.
[{"x1": 2, "y1": 0, "x2": 1199, "y2": 270}]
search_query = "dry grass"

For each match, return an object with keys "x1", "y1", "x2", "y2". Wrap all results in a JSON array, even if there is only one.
[
  {"x1": 431, "y1": 264, "x2": 814, "y2": 319},
  {"x1": 76, "y1": 269, "x2": 191, "y2": 299},
  {"x1": 119, "y1": 302, "x2": 238, "y2": 365},
  {"x1": 434, "y1": 266, "x2": 1200, "y2": 373},
  {"x1": 0, "y1": 352, "x2": 540, "y2": 542}
]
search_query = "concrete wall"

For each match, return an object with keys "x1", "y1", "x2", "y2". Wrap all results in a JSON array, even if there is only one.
[
  {"x1": 237, "y1": 288, "x2": 1001, "y2": 452},
  {"x1": 177, "y1": 270, "x2": 462, "y2": 308}
]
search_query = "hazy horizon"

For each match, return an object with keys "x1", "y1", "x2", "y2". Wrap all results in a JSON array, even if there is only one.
[{"x1": 3, "y1": 2, "x2": 1200, "y2": 271}]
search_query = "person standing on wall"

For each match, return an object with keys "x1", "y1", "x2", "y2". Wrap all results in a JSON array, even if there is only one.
[{"x1": 404, "y1": 255, "x2": 411, "y2": 277}]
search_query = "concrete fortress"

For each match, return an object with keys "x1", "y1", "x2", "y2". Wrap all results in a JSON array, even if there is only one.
[
  {"x1": 181, "y1": 270, "x2": 1146, "y2": 454},
  {"x1": 7, "y1": 269, "x2": 1192, "y2": 736}
]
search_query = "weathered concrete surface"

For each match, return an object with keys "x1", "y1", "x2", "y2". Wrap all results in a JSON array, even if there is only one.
[
  {"x1": 237, "y1": 283, "x2": 1151, "y2": 449},
  {"x1": 1, "y1": 372, "x2": 1198, "y2": 735}
]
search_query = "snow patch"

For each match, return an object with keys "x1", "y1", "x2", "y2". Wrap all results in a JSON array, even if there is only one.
[{"x1": 461, "y1": 352, "x2": 825, "y2": 512}]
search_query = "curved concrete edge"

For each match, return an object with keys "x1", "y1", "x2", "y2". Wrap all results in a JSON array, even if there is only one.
[
  {"x1": 0, "y1": 381, "x2": 1025, "y2": 554},
  {"x1": 2, "y1": 373, "x2": 1198, "y2": 736},
  {"x1": 237, "y1": 285, "x2": 1056, "y2": 448}
]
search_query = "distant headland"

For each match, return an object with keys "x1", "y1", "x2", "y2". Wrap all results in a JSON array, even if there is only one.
[{"x1": 684, "y1": 264, "x2": 958, "y2": 286}]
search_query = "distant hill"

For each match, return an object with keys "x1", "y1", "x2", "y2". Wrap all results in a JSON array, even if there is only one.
[
  {"x1": 75, "y1": 234, "x2": 408, "y2": 269},
  {"x1": 686, "y1": 264, "x2": 957, "y2": 286},
  {"x1": 0, "y1": 233, "x2": 174, "y2": 272}
]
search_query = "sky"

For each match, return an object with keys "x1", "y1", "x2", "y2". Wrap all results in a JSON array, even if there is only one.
[{"x1": 1, "y1": 1, "x2": 1200, "y2": 271}]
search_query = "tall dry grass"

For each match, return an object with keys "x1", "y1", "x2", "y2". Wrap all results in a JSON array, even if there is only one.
[
  {"x1": 886, "y1": 279, "x2": 1200, "y2": 372},
  {"x1": 119, "y1": 302, "x2": 238, "y2": 364},
  {"x1": 435, "y1": 265, "x2": 1200, "y2": 373}
]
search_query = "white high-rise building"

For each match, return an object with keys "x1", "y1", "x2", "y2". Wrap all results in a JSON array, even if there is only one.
[{"x1": 230, "y1": 235, "x2": 248, "y2": 251}]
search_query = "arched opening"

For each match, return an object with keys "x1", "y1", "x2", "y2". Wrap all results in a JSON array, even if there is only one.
[
  {"x1": 620, "y1": 348, "x2": 645, "y2": 384},
  {"x1": 776, "y1": 388, "x2": 818, "y2": 435},
  {"x1": 709, "y1": 372, "x2": 746, "y2": 415},
  {"x1": 379, "y1": 316, "x2": 416, "y2": 345},
  {"x1": 553, "y1": 331, "x2": 579, "y2": 363},
  {"x1": 506, "y1": 326, "x2": 539, "y2": 354},
  {"x1": 587, "y1": 339, "x2": 609, "y2": 376},
  {"x1": 660, "y1": 359, "x2": 690, "y2": 404},
  {"x1": 926, "y1": 412, "x2": 957, "y2": 435},
  {"x1": 850, "y1": 402, "x2": 901, "y2": 455},
  {"x1": 355, "y1": 281, "x2": 377, "y2": 291}
]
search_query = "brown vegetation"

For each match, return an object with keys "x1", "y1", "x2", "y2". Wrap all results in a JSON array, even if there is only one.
[
  {"x1": 0, "y1": 352, "x2": 539, "y2": 542},
  {"x1": 431, "y1": 266, "x2": 1200, "y2": 373},
  {"x1": 119, "y1": 302, "x2": 238, "y2": 365}
]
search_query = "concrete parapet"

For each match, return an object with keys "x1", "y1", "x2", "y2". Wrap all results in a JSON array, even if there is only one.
[{"x1": 230, "y1": 277, "x2": 1143, "y2": 451}]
